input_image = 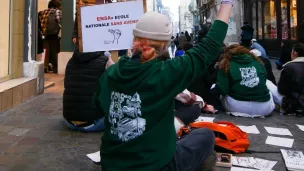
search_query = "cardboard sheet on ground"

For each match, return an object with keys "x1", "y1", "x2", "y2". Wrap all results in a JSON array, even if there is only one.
[
  {"x1": 195, "y1": 116, "x2": 215, "y2": 122},
  {"x1": 264, "y1": 126, "x2": 293, "y2": 136},
  {"x1": 296, "y1": 124, "x2": 304, "y2": 132},
  {"x1": 232, "y1": 156, "x2": 277, "y2": 171},
  {"x1": 265, "y1": 136, "x2": 294, "y2": 148},
  {"x1": 237, "y1": 125, "x2": 260, "y2": 134},
  {"x1": 87, "y1": 151, "x2": 100, "y2": 163}
]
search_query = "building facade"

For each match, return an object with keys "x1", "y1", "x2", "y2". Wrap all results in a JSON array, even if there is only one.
[
  {"x1": 0, "y1": 0, "x2": 39, "y2": 113},
  {"x1": 243, "y1": 0, "x2": 303, "y2": 56},
  {"x1": 179, "y1": 0, "x2": 194, "y2": 33}
]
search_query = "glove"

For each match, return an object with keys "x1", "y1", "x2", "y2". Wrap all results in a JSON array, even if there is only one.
[{"x1": 221, "y1": 0, "x2": 234, "y2": 6}]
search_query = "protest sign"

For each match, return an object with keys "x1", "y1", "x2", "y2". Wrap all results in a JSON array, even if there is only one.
[{"x1": 80, "y1": 0, "x2": 144, "y2": 53}]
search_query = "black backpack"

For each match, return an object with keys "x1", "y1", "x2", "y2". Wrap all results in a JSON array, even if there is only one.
[{"x1": 46, "y1": 9, "x2": 60, "y2": 36}]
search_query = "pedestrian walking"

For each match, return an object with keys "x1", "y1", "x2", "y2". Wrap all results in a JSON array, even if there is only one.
[{"x1": 39, "y1": 0, "x2": 62, "y2": 73}]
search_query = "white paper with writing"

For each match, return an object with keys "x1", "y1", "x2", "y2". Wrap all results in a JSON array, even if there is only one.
[
  {"x1": 265, "y1": 136, "x2": 294, "y2": 148},
  {"x1": 237, "y1": 125, "x2": 260, "y2": 134},
  {"x1": 81, "y1": 1, "x2": 144, "y2": 52},
  {"x1": 281, "y1": 149, "x2": 304, "y2": 171},
  {"x1": 195, "y1": 116, "x2": 215, "y2": 122},
  {"x1": 87, "y1": 151, "x2": 101, "y2": 163},
  {"x1": 232, "y1": 157, "x2": 276, "y2": 171},
  {"x1": 264, "y1": 127, "x2": 293, "y2": 136}
]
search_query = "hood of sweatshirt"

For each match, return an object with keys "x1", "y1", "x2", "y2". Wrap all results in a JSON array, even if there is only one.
[
  {"x1": 231, "y1": 54, "x2": 254, "y2": 64},
  {"x1": 106, "y1": 54, "x2": 160, "y2": 92}
]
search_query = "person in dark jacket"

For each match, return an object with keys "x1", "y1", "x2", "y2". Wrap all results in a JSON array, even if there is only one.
[
  {"x1": 63, "y1": 49, "x2": 108, "y2": 132},
  {"x1": 251, "y1": 49, "x2": 276, "y2": 85},
  {"x1": 276, "y1": 40, "x2": 292, "y2": 70},
  {"x1": 278, "y1": 43, "x2": 304, "y2": 114}
]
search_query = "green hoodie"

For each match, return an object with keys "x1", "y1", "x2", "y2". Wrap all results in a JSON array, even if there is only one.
[
  {"x1": 216, "y1": 54, "x2": 270, "y2": 102},
  {"x1": 93, "y1": 20, "x2": 228, "y2": 171}
]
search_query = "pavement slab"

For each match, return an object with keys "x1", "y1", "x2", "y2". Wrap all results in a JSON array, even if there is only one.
[{"x1": 0, "y1": 60, "x2": 302, "y2": 171}]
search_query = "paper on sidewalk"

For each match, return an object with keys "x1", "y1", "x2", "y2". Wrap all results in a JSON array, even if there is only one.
[
  {"x1": 264, "y1": 126, "x2": 293, "y2": 136},
  {"x1": 281, "y1": 149, "x2": 304, "y2": 171},
  {"x1": 232, "y1": 156, "x2": 277, "y2": 171},
  {"x1": 195, "y1": 116, "x2": 214, "y2": 122},
  {"x1": 231, "y1": 167, "x2": 274, "y2": 171},
  {"x1": 265, "y1": 136, "x2": 294, "y2": 148},
  {"x1": 237, "y1": 125, "x2": 260, "y2": 134},
  {"x1": 87, "y1": 151, "x2": 100, "y2": 163},
  {"x1": 296, "y1": 124, "x2": 304, "y2": 132}
]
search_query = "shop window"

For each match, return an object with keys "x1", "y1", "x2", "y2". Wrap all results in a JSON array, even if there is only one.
[
  {"x1": 281, "y1": 0, "x2": 288, "y2": 40},
  {"x1": 252, "y1": 0, "x2": 257, "y2": 38},
  {"x1": 257, "y1": 0, "x2": 263, "y2": 38},
  {"x1": 290, "y1": 0, "x2": 297, "y2": 40},
  {"x1": 0, "y1": 0, "x2": 11, "y2": 78},
  {"x1": 263, "y1": 0, "x2": 277, "y2": 39}
]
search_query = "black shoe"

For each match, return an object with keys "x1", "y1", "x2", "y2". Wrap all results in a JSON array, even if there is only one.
[
  {"x1": 44, "y1": 68, "x2": 48, "y2": 73},
  {"x1": 201, "y1": 150, "x2": 216, "y2": 171}
]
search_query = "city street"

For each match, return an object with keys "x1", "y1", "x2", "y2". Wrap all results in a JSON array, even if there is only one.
[{"x1": 0, "y1": 62, "x2": 302, "y2": 171}]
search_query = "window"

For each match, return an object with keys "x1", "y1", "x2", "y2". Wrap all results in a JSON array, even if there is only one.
[
  {"x1": 257, "y1": 0, "x2": 263, "y2": 38},
  {"x1": 264, "y1": 0, "x2": 277, "y2": 39},
  {"x1": 252, "y1": 0, "x2": 257, "y2": 38},
  {"x1": 290, "y1": 0, "x2": 297, "y2": 40},
  {"x1": 0, "y1": 0, "x2": 11, "y2": 78},
  {"x1": 281, "y1": 0, "x2": 288, "y2": 39}
]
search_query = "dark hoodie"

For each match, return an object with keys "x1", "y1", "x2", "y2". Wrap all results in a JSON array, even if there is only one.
[
  {"x1": 63, "y1": 49, "x2": 108, "y2": 122},
  {"x1": 216, "y1": 54, "x2": 270, "y2": 102},
  {"x1": 93, "y1": 20, "x2": 228, "y2": 171}
]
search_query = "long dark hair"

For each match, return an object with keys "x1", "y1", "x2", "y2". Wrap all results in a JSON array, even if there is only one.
[{"x1": 185, "y1": 31, "x2": 191, "y2": 42}]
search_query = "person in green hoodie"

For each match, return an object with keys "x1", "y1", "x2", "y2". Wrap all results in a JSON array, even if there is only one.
[
  {"x1": 93, "y1": 1, "x2": 233, "y2": 170},
  {"x1": 216, "y1": 44, "x2": 275, "y2": 117}
]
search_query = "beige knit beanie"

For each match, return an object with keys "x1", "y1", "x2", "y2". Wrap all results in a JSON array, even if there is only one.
[{"x1": 133, "y1": 12, "x2": 172, "y2": 41}]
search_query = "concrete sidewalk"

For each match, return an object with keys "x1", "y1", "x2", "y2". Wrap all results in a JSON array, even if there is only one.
[{"x1": 0, "y1": 60, "x2": 303, "y2": 170}]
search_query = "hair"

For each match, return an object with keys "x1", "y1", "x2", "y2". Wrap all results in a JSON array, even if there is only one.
[
  {"x1": 185, "y1": 31, "x2": 191, "y2": 41},
  {"x1": 181, "y1": 32, "x2": 184, "y2": 34},
  {"x1": 171, "y1": 36, "x2": 175, "y2": 39},
  {"x1": 48, "y1": 0, "x2": 61, "y2": 8},
  {"x1": 133, "y1": 37, "x2": 170, "y2": 63},
  {"x1": 293, "y1": 43, "x2": 304, "y2": 57},
  {"x1": 219, "y1": 44, "x2": 263, "y2": 74},
  {"x1": 183, "y1": 42, "x2": 193, "y2": 52},
  {"x1": 176, "y1": 46, "x2": 183, "y2": 51}
]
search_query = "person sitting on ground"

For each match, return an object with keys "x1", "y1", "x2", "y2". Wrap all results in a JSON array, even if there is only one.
[
  {"x1": 251, "y1": 39, "x2": 268, "y2": 59},
  {"x1": 278, "y1": 43, "x2": 304, "y2": 115},
  {"x1": 63, "y1": 49, "x2": 108, "y2": 132},
  {"x1": 93, "y1": 1, "x2": 233, "y2": 170},
  {"x1": 216, "y1": 44, "x2": 275, "y2": 117},
  {"x1": 251, "y1": 49, "x2": 276, "y2": 85},
  {"x1": 175, "y1": 89, "x2": 216, "y2": 125},
  {"x1": 175, "y1": 46, "x2": 184, "y2": 57},
  {"x1": 183, "y1": 42, "x2": 222, "y2": 106}
]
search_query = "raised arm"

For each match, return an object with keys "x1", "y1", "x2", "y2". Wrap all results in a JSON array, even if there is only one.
[{"x1": 158, "y1": 1, "x2": 233, "y2": 97}]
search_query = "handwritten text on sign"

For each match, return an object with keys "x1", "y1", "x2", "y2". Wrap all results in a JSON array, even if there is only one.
[{"x1": 81, "y1": 0, "x2": 144, "y2": 52}]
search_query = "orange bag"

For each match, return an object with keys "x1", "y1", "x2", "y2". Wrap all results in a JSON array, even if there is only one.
[{"x1": 178, "y1": 121, "x2": 250, "y2": 154}]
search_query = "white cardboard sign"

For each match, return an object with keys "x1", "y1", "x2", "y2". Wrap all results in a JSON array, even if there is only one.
[{"x1": 81, "y1": 0, "x2": 144, "y2": 52}]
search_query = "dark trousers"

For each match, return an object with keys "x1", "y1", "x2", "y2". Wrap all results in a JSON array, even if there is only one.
[
  {"x1": 44, "y1": 36, "x2": 60, "y2": 72},
  {"x1": 160, "y1": 128, "x2": 215, "y2": 171},
  {"x1": 175, "y1": 101, "x2": 201, "y2": 125}
]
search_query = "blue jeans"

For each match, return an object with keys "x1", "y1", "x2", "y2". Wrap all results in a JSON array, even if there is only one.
[{"x1": 64, "y1": 118, "x2": 105, "y2": 132}]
